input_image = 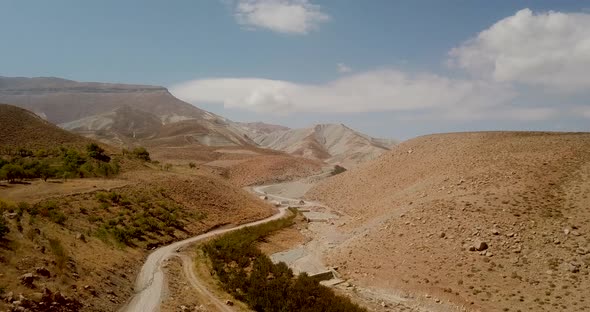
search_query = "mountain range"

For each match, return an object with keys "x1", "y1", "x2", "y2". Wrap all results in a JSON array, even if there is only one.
[{"x1": 0, "y1": 76, "x2": 396, "y2": 167}]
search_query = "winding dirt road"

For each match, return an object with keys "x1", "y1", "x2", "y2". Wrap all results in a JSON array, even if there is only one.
[{"x1": 121, "y1": 185, "x2": 305, "y2": 312}]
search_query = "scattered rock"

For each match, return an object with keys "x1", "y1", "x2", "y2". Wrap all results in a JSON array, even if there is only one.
[
  {"x1": 3, "y1": 212, "x2": 18, "y2": 219},
  {"x1": 84, "y1": 285, "x2": 97, "y2": 296},
  {"x1": 75, "y1": 233, "x2": 86, "y2": 242},
  {"x1": 564, "y1": 228, "x2": 570, "y2": 235},
  {"x1": 473, "y1": 240, "x2": 488, "y2": 251},
  {"x1": 35, "y1": 267, "x2": 51, "y2": 277},
  {"x1": 225, "y1": 300, "x2": 234, "y2": 306},
  {"x1": 3, "y1": 291, "x2": 14, "y2": 303},
  {"x1": 19, "y1": 273, "x2": 38, "y2": 287},
  {"x1": 566, "y1": 263, "x2": 580, "y2": 273},
  {"x1": 491, "y1": 229, "x2": 500, "y2": 235},
  {"x1": 439, "y1": 232, "x2": 446, "y2": 238}
]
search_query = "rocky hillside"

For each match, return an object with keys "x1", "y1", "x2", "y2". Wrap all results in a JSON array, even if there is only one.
[
  {"x1": 0, "y1": 77, "x2": 252, "y2": 147},
  {"x1": 308, "y1": 131, "x2": 590, "y2": 312},
  {"x1": 252, "y1": 123, "x2": 396, "y2": 168},
  {"x1": 0, "y1": 103, "x2": 93, "y2": 152}
]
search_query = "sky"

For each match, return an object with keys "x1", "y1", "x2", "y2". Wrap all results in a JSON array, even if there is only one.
[{"x1": 1, "y1": 0, "x2": 590, "y2": 140}]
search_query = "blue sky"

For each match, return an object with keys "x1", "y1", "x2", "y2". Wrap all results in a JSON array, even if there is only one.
[{"x1": 1, "y1": 0, "x2": 590, "y2": 139}]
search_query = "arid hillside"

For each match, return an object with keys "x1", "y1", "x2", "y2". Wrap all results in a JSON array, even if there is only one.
[
  {"x1": 0, "y1": 103, "x2": 92, "y2": 152},
  {"x1": 253, "y1": 123, "x2": 397, "y2": 168},
  {"x1": 0, "y1": 77, "x2": 252, "y2": 147},
  {"x1": 308, "y1": 132, "x2": 590, "y2": 312},
  {"x1": 0, "y1": 169, "x2": 274, "y2": 312}
]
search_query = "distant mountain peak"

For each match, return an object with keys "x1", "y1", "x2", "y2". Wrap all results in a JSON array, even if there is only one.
[{"x1": 247, "y1": 122, "x2": 397, "y2": 168}]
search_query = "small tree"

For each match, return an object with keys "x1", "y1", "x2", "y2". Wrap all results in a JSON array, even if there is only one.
[
  {"x1": 87, "y1": 143, "x2": 111, "y2": 162},
  {"x1": 38, "y1": 160, "x2": 55, "y2": 181},
  {"x1": 1, "y1": 164, "x2": 25, "y2": 182},
  {"x1": 61, "y1": 149, "x2": 86, "y2": 174},
  {"x1": 132, "y1": 147, "x2": 150, "y2": 161}
]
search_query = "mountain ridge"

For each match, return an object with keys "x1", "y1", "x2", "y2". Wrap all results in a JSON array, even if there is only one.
[
  {"x1": 0, "y1": 76, "x2": 252, "y2": 147},
  {"x1": 252, "y1": 123, "x2": 397, "y2": 168}
]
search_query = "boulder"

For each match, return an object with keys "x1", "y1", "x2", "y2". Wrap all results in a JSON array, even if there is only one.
[
  {"x1": 19, "y1": 273, "x2": 37, "y2": 287},
  {"x1": 473, "y1": 240, "x2": 488, "y2": 251}
]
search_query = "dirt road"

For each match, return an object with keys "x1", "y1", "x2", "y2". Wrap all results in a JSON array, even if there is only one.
[{"x1": 121, "y1": 184, "x2": 308, "y2": 312}]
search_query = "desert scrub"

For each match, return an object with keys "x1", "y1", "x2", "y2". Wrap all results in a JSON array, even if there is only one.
[
  {"x1": 49, "y1": 238, "x2": 67, "y2": 270},
  {"x1": 202, "y1": 210, "x2": 366, "y2": 312},
  {"x1": 30, "y1": 201, "x2": 67, "y2": 225}
]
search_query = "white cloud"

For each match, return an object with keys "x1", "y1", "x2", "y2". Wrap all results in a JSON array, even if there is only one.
[
  {"x1": 231, "y1": 0, "x2": 330, "y2": 34},
  {"x1": 337, "y1": 63, "x2": 352, "y2": 73},
  {"x1": 170, "y1": 70, "x2": 530, "y2": 119},
  {"x1": 449, "y1": 8, "x2": 590, "y2": 92}
]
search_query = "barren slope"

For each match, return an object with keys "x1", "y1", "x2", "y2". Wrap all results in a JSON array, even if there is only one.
[
  {"x1": 308, "y1": 132, "x2": 590, "y2": 312},
  {"x1": 0, "y1": 103, "x2": 92, "y2": 152},
  {"x1": 254, "y1": 123, "x2": 396, "y2": 168}
]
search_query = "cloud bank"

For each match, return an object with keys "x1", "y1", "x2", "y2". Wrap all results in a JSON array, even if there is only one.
[
  {"x1": 232, "y1": 0, "x2": 330, "y2": 34},
  {"x1": 450, "y1": 9, "x2": 590, "y2": 92},
  {"x1": 170, "y1": 70, "x2": 530, "y2": 119}
]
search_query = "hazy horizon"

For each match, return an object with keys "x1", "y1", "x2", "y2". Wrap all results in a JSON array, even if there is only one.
[{"x1": 2, "y1": 0, "x2": 590, "y2": 140}]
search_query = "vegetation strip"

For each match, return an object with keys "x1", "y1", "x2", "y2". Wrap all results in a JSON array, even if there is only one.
[{"x1": 202, "y1": 209, "x2": 366, "y2": 312}]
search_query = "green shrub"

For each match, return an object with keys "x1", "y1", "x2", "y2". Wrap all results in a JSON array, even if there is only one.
[
  {"x1": 49, "y1": 210, "x2": 67, "y2": 225},
  {"x1": 87, "y1": 143, "x2": 111, "y2": 162},
  {"x1": 202, "y1": 213, "x2": 366, "y2": 312},
  {"x1": 0, "y1": 216, "x2": 9, "y2": 239},
  {"x1": 95, "y1": 192, "x2": 109, "y2": 203},
  {"x1": 131, "y1": 147, "x2": 150, "y2": 161},
  {"x1": 112, "y1": 227, "x2": 131, "y2": 245}
]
